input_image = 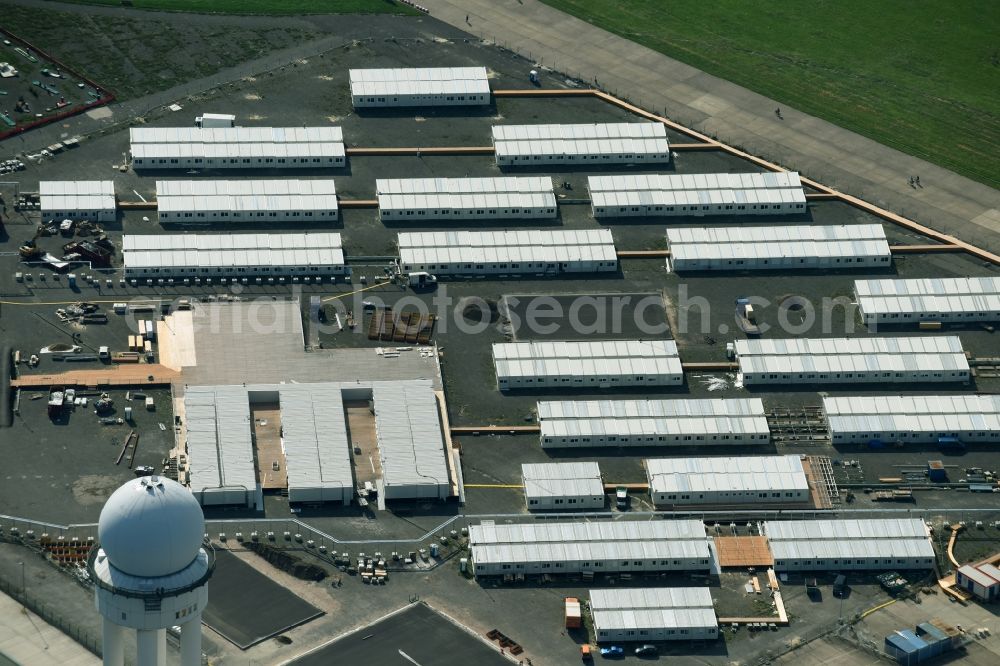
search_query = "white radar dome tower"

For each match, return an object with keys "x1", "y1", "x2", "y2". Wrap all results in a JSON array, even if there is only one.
[{"x1": 88, "y1": 475, "x2": 213, "y2": 666}]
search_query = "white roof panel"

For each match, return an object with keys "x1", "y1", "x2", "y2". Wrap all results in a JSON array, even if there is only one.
[
  {"x1": 521, "y1": 462, "x2": 603, "y2": 499},
  {"x1": 373, "y1": 380, "x2": 449, "y2": 491},
  {"x1": 646, "y1": 455, "x2": 808, "y2": 495}
]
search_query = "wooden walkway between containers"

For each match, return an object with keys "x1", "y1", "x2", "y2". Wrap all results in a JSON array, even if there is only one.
[
  {"x1": 713, "y1": 536, "x2": 774, "y2": 568},
  {"x1": 10, "y1": 364, "x2": 180, "y2": 388},
  {"x1": 345, "y1": 146, "x2": 495, "y2": 156}
]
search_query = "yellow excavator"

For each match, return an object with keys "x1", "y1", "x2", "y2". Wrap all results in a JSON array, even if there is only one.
[{"x1": 19, "y1": 223, "x2": 55, "y2": 260}]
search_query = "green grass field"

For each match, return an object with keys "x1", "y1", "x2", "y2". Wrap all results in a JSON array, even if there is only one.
[
  {"x1": 52, "y1": 0, "x2": 417, "y2": 15},
  {"x1": 542, "y1": 0, "x2": 1000, "y2": 189}
]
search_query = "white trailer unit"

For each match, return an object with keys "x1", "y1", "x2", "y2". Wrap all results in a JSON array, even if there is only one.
[
  {"x1": 183, "y1": 386, "x2": 258, "y2": 508},
  {"x1": 823, "y1": 394, "x2": 1000, "y2": 445},
  {"x1": 765, "y1": 518, "x2": 935, "y2": 572},
  {"x1": 493, "y1": 340, "x2": 682, "y2": 391},
  {"x1": 156, "y1": 179, "x2": 339, "y2": 223},
  {"x1": 122, "y1": 232, "x2": 349, "y2": 279},
  {"x1": 469, "y1": 520, "x2": 711, "y2": 577},
  {"x1": 39, "y1": 180, "x2": 116, "y2": 223},
  {"x1": 666, "y1": 223, "x2": 890, "y2": 272},
  {"x1": 521, "y1": 462, "x2": 605, "y2": 510},
  {"x1": 350, "y1": 66, "x2": 490, "y2": 107},
  {"x1": 735, "y1": 336, "x2": 970, "y2": 385},
  {"x1": 589, "y1": 171, "x2": 806, "y2": 218},
  {"x1": 538, "y1": 398, "x2": 770, "y2": 448},
  {"x1": 493, "y1": 122, "x2": 670, "y2": 166},
  {"x1": 590, "y1": 588, "x2": 718, "y2": 643},
  {"x1": 195, "y1": 113, "x2": 236, "y2": 128},
  {"x1": 646, "y1": 455, "x2": 809, "y2": 507},
  {"x1": 377, "y1": 176, "x2": 556, "y2": 221},
  {"x1": 279, "y1": 384, "x2": 354, "y2": 505},
  {"x1": 130, "y1": 126, "x2": 345, "y2": 169},
  {"x1": 855, "y1": 276, "x2": 1000, "y2": 325},
  {"x1": 373, "y1": 381, "x2": 450, "y2": 500},
  {"x1": 397, "y1": 228, "x2": 618, "y2": 276}
]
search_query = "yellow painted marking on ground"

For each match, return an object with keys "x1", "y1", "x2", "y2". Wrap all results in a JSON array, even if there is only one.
[
  {"x1": 860, "y1": 598, "x2": 896, "y2": 618},
  {"x1": 464, "y1": 484, "x2": 524, "y2": 489},
  {"x1": 320, "y1": 281, "x2": 393, "y2": 303}
]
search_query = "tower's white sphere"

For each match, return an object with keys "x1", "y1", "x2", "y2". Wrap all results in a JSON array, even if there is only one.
[{"x1": 97, "y1": 476, "x2": 205, "y2": 578}]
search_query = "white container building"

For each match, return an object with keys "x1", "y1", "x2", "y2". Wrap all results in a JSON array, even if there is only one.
[
  {"x1": 156, "y1": 179, "x2": 339, "y2": 223},
  {"x1": 521, "y1": 462, "x2": 605, "y2": 511},
  {"x1": 589, "y1": 171, "x2": 806, "y2": 218},
  {"x1": 183, "y1": 380, "x2": 447, "y2": 507},
  {"x1": 183, "y1": 386, "x2": 258, "y2": 508},
  {"x1": 765, "y1": 518, "x2": 935, "y2": 572},
  {"x1": 377, "y1": 176, "x2": 556, "y2": 221},
  {"x1": 734, "y1": 336, "x2": 970, "y2": 385},
  {"x1": 855, "y1": 277, "x2": 1000, "y2": 325},
  {"x1": 397, "y1": 229, "x2": 618, "y2": 276},
  {"x1": 350, "y1": 66, "x2": 490, "y2": 107},
  {"x1": 195, "y1": 113, "x2": 235, "y2": 128},
  {"x1": 469, "y1": 519, "x2": 711, "y2": 577},
  {"x1": 646, "y1": 455, "x2": 809, "y2": 507},
  {"x1": 492, "y1": 340, "x2": 682, "y2": 391},
  {"x1": 278, "y1": 384, "x2": 354, "y2": 504},
  {"x1": 590, "y1": 588, "x2": 718, "y2": 643},
  {"x1": 493, "y1": 122, "x2": 670, "y2": 166},
  {"x1": 122, "y1": 232, "x2": 348, "y2": 279},
  {"x1": 666, "y1": 223, "x2": 890, "y2": 272},
  {"x1": 373, "y1": 381, "x2": 450, "y2": 500},
  {"x1": 538, "y1": 398, "x2": 770, "y2": 449},
  {"x1": 129, "y1": 126, "x2": 345, "y2": 169},
  {"x1": 956, "y1": 563, "x2": 1000, "y2": 602},
  {"x1": 39, "y1": 180, "x2": 116, "y2": 223},
  {"x1": 823, "y1": 394, "x2": 1000, "y2": 445}
]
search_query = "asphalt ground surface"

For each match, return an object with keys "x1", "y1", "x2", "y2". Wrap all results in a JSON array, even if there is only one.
[
  {"x1": 288, "y1": 602, "x2": 510, "y2": 666},
  {"x1": 203, "y1": 548, "x2": 323, "y2": 649},
  {"x1": 502, "y1": 292, "x2": 670, "y2": 341}
]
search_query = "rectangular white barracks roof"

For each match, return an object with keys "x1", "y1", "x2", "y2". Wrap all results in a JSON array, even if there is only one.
[
  {"x1": 538, "y1": 398, "x2": 769, "y2": 439},
  {"x1": 765, "y1": 518, "x2": 934, "y2": 562},
  {"x1": 734, "y1": 336, "x2": 969, "y2": 376},
  {"x1": 372, "y1": 380, "x2": 450, "y2": 493},
  {"x1": 589, "y1": 171, "x2": 805, "y2": 209},
  {"x1": 493, "y1": 122, "x2": 669, "y2": 159},
  {"x1": 377, "y1": 176, "x2": 554, "y2": 212},
  {"x1": 855, "y1": 276, "x2": 1000, "y2": 318},
  {"x1": 590, "y1": 587, "x2": 716, "y2": 632},
  {"x1": 156, "y1": 179, "x2": 338, "y2": 214},
  {"x1": 493, "y1": 339, "x2": 681, "y2": 381},
  {"x1": 122, "y1": 232, "x2": 345, "y2": 271},
  {"x1": 521, "y1": 462, "x2": 603, "y2": 499},
  {"x1": 823, "y1": 394, "x2": 1000, "y2": 435},
  {"x1": 397, "y1": 228, "x2": 617, "y2": 266},
  {"x1": 350, "y1": 66, "x2": 489, "y2": 97},
  {"x1": 469, "y1": 519, "x2": 710, "y2": 566},
  {"x1": 130, "y1": 126, "x2": 344, "y2": 160},
  {"x1": 646, "y1": 455, "x2": 808, "y2": 495},
  {"x1": 39, "y1": 180, "x2": 115, "y2": 212},
  {"x1": 183, "y1": 385, "x2": 257, "y2": 496},
  {"x1": 667, "y1": 223, "x2": 888, "y2": 263}
]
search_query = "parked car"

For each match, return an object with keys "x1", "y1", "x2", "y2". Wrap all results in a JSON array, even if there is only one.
[
  {"x1": 600, "y1": 645, "x2": 624, "y2": 658},
  {"x1": 635, "y1": 644, "x2": 658, "y2": 656}
]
